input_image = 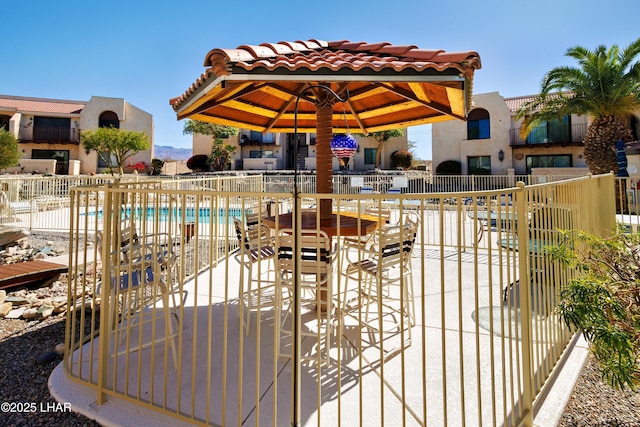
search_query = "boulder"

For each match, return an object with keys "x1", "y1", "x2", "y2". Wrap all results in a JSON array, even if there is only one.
[{"x1": 0, "y1": 227, "x2": 30, "y2": 247}]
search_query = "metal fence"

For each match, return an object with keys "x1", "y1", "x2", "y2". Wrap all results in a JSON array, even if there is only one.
[
  {"x1": 1, "y1": 172, "x2": 598, "y2": 232},
  {"x1": 57, "y1": 173, "x2": 616, "y2": 426}
]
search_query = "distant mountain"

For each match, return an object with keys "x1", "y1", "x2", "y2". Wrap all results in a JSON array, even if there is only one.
[{"x1": 154, "y1": 145, "x2": 192, "y2": 161}]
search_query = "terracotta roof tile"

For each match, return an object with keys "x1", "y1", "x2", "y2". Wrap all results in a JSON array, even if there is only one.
[
  {"x1": 175, "y1": 39, "x2": 481, "y2": 111},
  {"x1": 0, "y1": 95, "x2": 85, "y2": 115},
  {"x1": 504, "y1": 95, "x2": 538, "y2": 112},
  {"x1": 504, "y1": 92, "x2": 573, "y2": 112}
]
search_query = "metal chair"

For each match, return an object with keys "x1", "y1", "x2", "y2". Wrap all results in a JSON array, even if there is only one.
[
  {"x1": 341, "y1": 204, "x2": 392, "y2": 264},
  {"x1": 340, "y1": 223, "x2": 417, "y2": 360},
  {"x1": 233, "y1": 218, "x2": 276, "y2": 335},
  {"x1": 97, "y1": 231, "x2": 181, "y2": 368},
  {"x1": 275, "y1": 228, "x2": 335, "y2": 364}
]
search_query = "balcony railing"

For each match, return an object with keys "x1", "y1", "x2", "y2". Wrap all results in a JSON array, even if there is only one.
[
  {"x1": 510, "y1": 123, "x2": 587, "y2": 147},
  {"x1": 19, "y1": 126, "x2": 79, "y2": 143}
]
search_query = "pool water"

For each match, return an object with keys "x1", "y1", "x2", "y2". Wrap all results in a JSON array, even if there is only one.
[{"x1": 83, "y1": 206, "x2": 244, "y2": 224}]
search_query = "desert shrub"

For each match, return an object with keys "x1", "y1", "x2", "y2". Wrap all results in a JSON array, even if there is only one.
[
  {"x1": 390, "y1": 150, "x2": 413, "y2": 170},
  {"x1": 186, "y1": 154, "x2": 209, "y2": 172},
  {"x1": 150, "y1": 158, "x2": 164, "y2": 175},
  {"x1": 553, "y1": 228, "x2": 640, "y2": 390},
  {"x1": 435, "y1": 160, "x2": 462, "y2": 175}
]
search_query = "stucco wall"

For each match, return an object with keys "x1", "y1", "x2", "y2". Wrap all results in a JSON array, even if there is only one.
[
  {"x1": 79, "y1": 96, "x2": 154, "y2": 174},
  {"x1": 432, "y1": 91, "x2": 591, "y2": 175},
  {"x1": 432, "y1": 92, "x2": 512, "y2": 175}
]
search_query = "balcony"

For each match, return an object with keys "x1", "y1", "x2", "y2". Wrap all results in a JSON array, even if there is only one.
[
  {"x1": 510, "y1": 122, "x2": 587, "y2": 147},
  {"x1": 19, "y1": 126, "x2": 80, "y2": 144},
  {"x1": 240, "y1": 133, "x2": 276, "y2": 146}
]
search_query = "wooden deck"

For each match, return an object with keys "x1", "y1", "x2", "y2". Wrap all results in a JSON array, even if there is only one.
[{"x1": 0, "y1": 260, "x2": 68, "y2": 290}]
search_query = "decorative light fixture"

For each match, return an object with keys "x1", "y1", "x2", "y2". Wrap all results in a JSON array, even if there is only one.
[
  {"x1": 330, "y1": 133, "x2": 358, "y2": 170},
  {"x1": 498, "y1": 149, "x2": 504, "y2": 162},
  {"x1": 330, "y1": 106, "x2": 358, "y2": 170}
]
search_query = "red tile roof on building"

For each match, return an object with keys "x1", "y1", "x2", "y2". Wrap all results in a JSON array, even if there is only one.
[
  {"x1": 504, "y1": 92, "x2": 574, "y2": 113},
  {"x1": 504, "y1": 95, "x2": 538, "y2": 112},
  {"x1": 0, "y1": 95, "x2": 85, "y2": 115},
  {"x1": 170, "y1": 39, "x2": 481, "y2": 111}
]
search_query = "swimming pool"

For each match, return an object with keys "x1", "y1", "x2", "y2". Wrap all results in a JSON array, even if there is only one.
[{"x1": 82, "y1": 206, "x2": 244, "y2": 224}]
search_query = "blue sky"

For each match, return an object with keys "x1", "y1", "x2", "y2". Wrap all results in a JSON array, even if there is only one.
[{"x1": 3, "y1": 0, "x2": 638, "y2": 160}]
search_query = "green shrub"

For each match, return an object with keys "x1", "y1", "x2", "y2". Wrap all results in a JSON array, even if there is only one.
[{"x1": 553, "y1": 228, "x2": 640, "y2": 390}]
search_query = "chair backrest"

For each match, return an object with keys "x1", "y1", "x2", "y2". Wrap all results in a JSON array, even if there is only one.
[
  {"x1": 400, "y1": 211, "x2": 421, "y2": 230},
  {"x1": 276, "y1": 229, "x2": 332, "y2": 280},
  {"x1": 365, "y1": 204, "x2": 391, "y2": 224},
  {"x1": 360, "y1": 186, "x2": 373, "y2": 194},
  {"x1": 245, "y1": 206, "x2": 267, "y2": 229},
  {"x1": 374, "y1": 224, "x2": 416, "y2": 270},
  {"x1": 234, "y1": 217, "x2": 271, "y2": 251}
]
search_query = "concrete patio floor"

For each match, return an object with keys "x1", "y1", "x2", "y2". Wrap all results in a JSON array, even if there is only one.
[{"x1": 49, "y1": 244, "x2": 590, "y2": 426}]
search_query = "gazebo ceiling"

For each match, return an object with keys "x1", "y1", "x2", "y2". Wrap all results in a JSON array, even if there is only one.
[{"x1": 170, "y1": 39, "x2": 482, "y2": 134}]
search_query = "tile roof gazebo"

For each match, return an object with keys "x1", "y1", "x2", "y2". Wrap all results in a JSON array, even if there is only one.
[{"x1": 171, "y1": 39, "x2": 481, "y2": 218}]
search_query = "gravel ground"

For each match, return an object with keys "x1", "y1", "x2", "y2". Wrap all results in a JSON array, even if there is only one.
[
  {"x1": 1, "y1": 231, "x2": 639, "y2": 426},
  {"x1": 557, "y1": 354, "x2": 640, "y2": 426}
]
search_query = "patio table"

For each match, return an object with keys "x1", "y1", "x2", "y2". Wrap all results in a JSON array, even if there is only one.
[{"x1": 261, "y1": 211, "x2": 379, "y2": 238}]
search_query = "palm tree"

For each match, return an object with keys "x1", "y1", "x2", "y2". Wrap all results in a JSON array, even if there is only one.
[{"x1": 517, "y1": 38, "x2": 640, "y2": 174}]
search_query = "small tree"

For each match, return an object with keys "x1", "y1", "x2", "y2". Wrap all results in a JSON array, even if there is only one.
[
  {"x1": 368, "y1": 129, "x2": 404, "y2": 169},
  {"x1": 182, "y1": 120, "x2": 238, "y2": 171},
  {"x1": 552, "y1": 228, "x2": 640, "y2": 390},
  {"x1": 81, "y1": 127, "x2": 150, "y2": 175},
  {"x1": 0, "y1": 129, "x2": 21, "y2": 170}
]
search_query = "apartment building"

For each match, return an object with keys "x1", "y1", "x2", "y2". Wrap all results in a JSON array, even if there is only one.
[{"x1": 0, "y1": 95, "x2": 154, "y2": 175}]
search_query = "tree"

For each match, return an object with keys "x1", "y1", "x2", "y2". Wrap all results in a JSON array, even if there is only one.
[
  {"x1": 552, "y1": 228, "x2": 640, "y2": 390},
  {"x1": 517, "y1": 38, "x2": 640, "y2": 174},
  {"x1": 81, "y1": 127, "x2": 150, "y2": 175},
  {"x1": 0, "y1": 129, "x2": 21, "y2": 171},
  {"x1": 358, "y1": 129, "x2": 404, "y2": 169},
  {"x1": 407, "y1": 139, "x2": 418, "y2": 158},
  {"x1": 182, "y1": 120, "x2": 238, "y2": 171}
]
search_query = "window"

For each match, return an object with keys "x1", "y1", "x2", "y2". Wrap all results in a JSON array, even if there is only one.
[
  {"x1": 467, "y1": 109, "x2": 490, "y2": 140},
  {"x1": 526, "y1": 154, "x2": 572, "y2": 174},
  {"x1": 99, "y1": 111, "x2": 119, "y2": 128},
  {"x1": 97, "y1": 152, "x2": 117, "y2": 168},
  {"x1": 247, "y1": 131, "x2": 275, "y2": 144},
  {"x1": 33, "y1": 117, "x2": 71, "y2": 141},
  {"x1": 32, "y1": 149, "x2": 69, "y2": 174},
  {"x1": 249, "y1": 150, "x2": 274, "y2": 158},
  {"x1": 468, "y1": 156, "x2": 491, "y2": 175},
  {"x1": 364, "y1": 148, "x2": 377, "y2": 165},
  {"x1": 0, "y1": 115, "x2": 10, "y2": 130},
  {"x1": 526, "y1": 116, "x2": 570, "y2": 144}
]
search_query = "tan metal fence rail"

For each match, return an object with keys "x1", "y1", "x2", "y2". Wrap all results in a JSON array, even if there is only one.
[{"x1": 60, "y1": 173, "x2": 616, "y2": 426}]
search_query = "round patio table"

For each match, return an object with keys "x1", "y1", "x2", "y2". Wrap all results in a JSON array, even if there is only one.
[{"x1": 261, "y1": 211, "x2": 379, "y2": 238}]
